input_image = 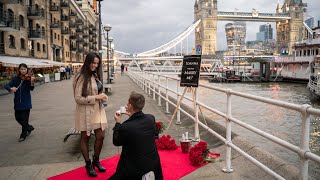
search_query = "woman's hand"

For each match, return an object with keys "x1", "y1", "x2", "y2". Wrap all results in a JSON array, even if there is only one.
[
  {"x1": 10, "y1": 87, "x2": 17, "y2": 93},
  {"x1": 95, "y1": 93, "x2": 108, "y2": 101}
]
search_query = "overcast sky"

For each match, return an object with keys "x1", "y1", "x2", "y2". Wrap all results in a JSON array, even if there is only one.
[{"x1": 101, "y1": 0, "x2": 320, "y2": 54}]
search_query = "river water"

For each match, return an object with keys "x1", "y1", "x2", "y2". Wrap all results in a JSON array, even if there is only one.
[{"x1": 160, "y1": 77, "x2": 320, "y2": 178}]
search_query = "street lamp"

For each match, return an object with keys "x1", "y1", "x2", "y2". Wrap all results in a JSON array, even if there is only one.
[
  {"x1": 103, "y1": 24, "x2": 112, "y2": 84},
  {"x1": 108, "y1": 37, "x2": 114, "y2": 74},
  {"x1": 97, "y1": 0, "x2": 104, "y2": 81}
]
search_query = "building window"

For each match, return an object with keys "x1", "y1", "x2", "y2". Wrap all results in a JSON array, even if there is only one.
[
  {"x1": 54, "y1": 33, "x2": 56, "y2": 39},
  {"x1": 208, "y1": 10, "x2": 212, "y2": 16},
  {"x1": 20, "y1": 38, "x2": 25, "y2": 49},
  {"x1": 19, "y1": 15, "x2": 24, "y2": 27},
  {"x1": 58, "y1": 34, "x2": 60, "y2": 40},
  {"x1": 37, "y1": 42, "x2": 40, "y2": 52},
  {"x1": 43, "y1": 44, "x2": 46, "y2": 52},
  {"x1": 9, "y1": 35, "x2": 15, "y2": 48}
]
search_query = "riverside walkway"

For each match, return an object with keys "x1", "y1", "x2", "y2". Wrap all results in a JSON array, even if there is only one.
[{"x1": 0, "y1": 72, "x2": 297, "y2": 180}]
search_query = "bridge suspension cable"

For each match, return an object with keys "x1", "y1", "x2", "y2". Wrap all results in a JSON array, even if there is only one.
[{"x1": 137, "y1": 19, "x2": 201, "y2": 57}]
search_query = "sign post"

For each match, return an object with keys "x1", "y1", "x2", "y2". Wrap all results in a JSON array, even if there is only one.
[{"x1": 165, "y1": 55, "x2": 202, "y2": 141}]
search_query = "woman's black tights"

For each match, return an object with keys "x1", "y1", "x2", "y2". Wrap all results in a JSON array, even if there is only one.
[{"x1": 80, "y1": 129, "x2": 105, "y2": 161}]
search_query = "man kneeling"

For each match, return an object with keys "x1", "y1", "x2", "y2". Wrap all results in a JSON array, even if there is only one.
[{"x1": 109, "y1": 92, "x2": 163, "y2": 180}]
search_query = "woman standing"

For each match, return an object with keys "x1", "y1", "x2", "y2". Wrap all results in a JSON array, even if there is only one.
[
  {"x1": 5, "y1": 63, "x2": 35, "y2": 142},
  {"x1": 73, "y1": 52, "x2": 108, "y2": 177}
]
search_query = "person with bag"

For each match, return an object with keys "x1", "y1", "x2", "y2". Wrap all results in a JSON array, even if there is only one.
[
  {"x1": 5, "y1": 63, "x2": 36, "y2": 142},
  {"x1": 73, "y1": 52, "x2": 108, "y2": 177}
]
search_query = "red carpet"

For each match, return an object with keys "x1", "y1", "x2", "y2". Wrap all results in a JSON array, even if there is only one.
[{"x1": 48, "y1": 147, "x2": 204, "y2": 180}]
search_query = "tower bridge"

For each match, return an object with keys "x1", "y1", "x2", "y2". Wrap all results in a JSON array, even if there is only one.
[{"x1": 115, "y1": 0, "x2": 311, "y2": 73}]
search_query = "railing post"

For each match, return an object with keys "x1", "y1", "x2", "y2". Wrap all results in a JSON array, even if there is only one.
[
  {"x1": 143, "y1": 72, "x2": 146, "y2": 91},
  {"x1": 299, "y1": 104, "x2": 311, "y2": 180},
  {"x1": 158, "y1": 75, "x2": 161, "y2": 106},
  {"x1": 145, "y1": 72, "x2": 148, "y2": 94},
  {"x1": 165, "y1": 77, "x2": 170, "y2": 114},
  {"x1": 176, "y1": 80, "x2": 181, "y2": 125},
  {"x1": 153, "y1": 74, "x2": 156, "y2": 100},
  {"x1": 223, "y1": 89, "x2": 233, "y2": 173},
  {"x1": 194, "y1": 88, "x2": 200, "y2": 141},
  {"x1": 148, "y1": 73, "x2": 151, "y2": 95}
]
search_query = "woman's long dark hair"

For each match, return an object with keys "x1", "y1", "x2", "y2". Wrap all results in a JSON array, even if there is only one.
[
  {"x1": 80, "y1": 52, "x2": 101, "y2": 97},
  {"x1": 18, "y1": 63, "x2": 28, "y2": 76}
]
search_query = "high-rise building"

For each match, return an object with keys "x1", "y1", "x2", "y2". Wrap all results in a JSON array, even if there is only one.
[
  {"x1": 225, "y1": 22, "x2": 246, "y2": 54},
  {"x1": 256, "y1": 24, "x2": 273, "y2": 42},
  {"x1": 305, "y1": 17, "x2": 314, "y2": 28}
]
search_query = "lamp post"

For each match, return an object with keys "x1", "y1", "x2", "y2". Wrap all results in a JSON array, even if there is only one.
[
  {"x1": 108, "y1": 37, "x2": 114, "y2": 74},
  {"x1": 103, "y1": 24, "x2": 112, "y2": 84},
  {"x1": 97, "y1": 0, "x2": 104, "y2": 81}
]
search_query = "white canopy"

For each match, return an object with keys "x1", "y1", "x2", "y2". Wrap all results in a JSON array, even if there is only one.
[
  {"x1": 39, "y1": 60, "x2": 66, "y2": 67},
  {"x1": 0, "y1": 56, "x2": 52, "y2": 68}
]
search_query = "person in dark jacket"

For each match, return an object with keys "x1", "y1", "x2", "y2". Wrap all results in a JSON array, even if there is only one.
[
  {"x1": 5, "y1": 63, "x2": 35, "y2": 142},
  {"x1": 109, "y1": 92, "x2": 163, "y2": 180}
]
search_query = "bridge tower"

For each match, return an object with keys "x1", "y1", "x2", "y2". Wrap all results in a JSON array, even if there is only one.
[
  {"x1": 276, "y1": 0, "x2": 306, "y2": 55},
  {"x1": 194, "y1": 0, "x2": 217, "y2": 55}
]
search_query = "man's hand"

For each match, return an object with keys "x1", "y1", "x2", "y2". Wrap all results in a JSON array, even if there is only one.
[
  {"x1": 10, "y1": 87, "x2": 17, "y2": 93},
  {"x1": 114, "y1": 112, "x2": 122, "y2": 123}
]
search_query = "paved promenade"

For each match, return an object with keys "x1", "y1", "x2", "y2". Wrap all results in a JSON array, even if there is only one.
[{"x1": 0, "y1": 72, "x2": 293, "y2": 180}]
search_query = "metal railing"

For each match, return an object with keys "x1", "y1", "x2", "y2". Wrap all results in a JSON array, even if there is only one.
[{"x1": 127, "y1": 70, "x2": 320, "y2": 180}]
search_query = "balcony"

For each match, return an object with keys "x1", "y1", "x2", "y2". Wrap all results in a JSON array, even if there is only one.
[
  {"x1": 70, "y1": 35, "x2": 76, "y2": 40},
  {"x1": 93, "y1": 41, "x2": 97, "y2": 44},
  {"x1": 60, "y1": 1, "x2": 69, "y2": 8},
  {"x1": 50, "y1": 22, "x2": 60, "y2": 29},
  {"x1": 76, "y1": 19, "x2": 83, "y2": 25},
  {"x1": 0, "y1": 13, "x2": 20, "y2": 31},
  {"x1": 78, "y1": 47, "x2": 84, "y2": 53},
  {"x1": 89, "y1": 30, "x2": 93, "y2": 34},
  {"x1": 61, "y1": 28, "x2": 69, "y2": 34},
  {"x1": 92, "y1": 27, "x2": 97, "y2": 31},
  {"x1": 83, "y1": 43, "x2": 88, "y2": 47},
  {"x1": 89, "y1": 38, "x2": 94, "y2": 42},
  {"x1": 82, "y1": 25, "x2": 88, "y2": 30},
  {"x1": 0, "y1": 0, "x2": 20, "y2": 4},
  {"x1": 50, "y1": 5, "x2": 59, "y2": 12},
  {"x1": 76, "y1": 38, "x2": 84, "y2": 43},
  {"x1": 76, "y1": 28, "x2": 83, "y2": 34},
  {"x1": 27, "y1": 6, "x2": 45, "y2": 19},
  {"x1": 70, "y1": 22, "x2": 76, "y2": 28},
  {"x1": 92, "y1": 34, "x2": 97, "y2": 38},
  {"x1": 61, "y1": 15, "x2": 69, "y2": 21},
  {"x1": 83, "y1": 34, "x2": 88, "y2": 38},
  {"x1": 70, "y1": 46, "x2": 77, "y2": 52},
  {"x1": 70, "y1": 11, "x2": 77, "y2": 16},
  {"x1": 28, "y1": 28, "x2": 45, "y2": 40},
  {"x1": 89, "y1": 45, "x2": 94, "y2": 50}
]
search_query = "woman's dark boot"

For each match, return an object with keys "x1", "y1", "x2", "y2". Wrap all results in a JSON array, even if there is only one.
[
  {"x1": 92, "y1": 155, "x2": 106, "y2": 172},
  {"x1": 85, "y1": 160, "x2": 97, "y2": 177}
]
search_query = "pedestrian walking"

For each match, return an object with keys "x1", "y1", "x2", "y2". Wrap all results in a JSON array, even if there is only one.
[
  {"x1": 73, "y1": 52, "x2": 108, "y2": 177},
  {"x1": 121, "y1": 64, "x2": 124, "y2": 76},
  {"x1": 5, "y1": 63, "x2": 36, "y2": 142}
]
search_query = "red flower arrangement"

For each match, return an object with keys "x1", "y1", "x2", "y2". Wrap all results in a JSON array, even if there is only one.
[
  {"x1": 155, "y1": 135, "x2": 178, "y2": 150},
  {"x1": 189, "y1": 141, "x2": 220, "y2": 166},
  {"x1": 155, "y1": 122, "x2": 166, "y2": 134}
]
